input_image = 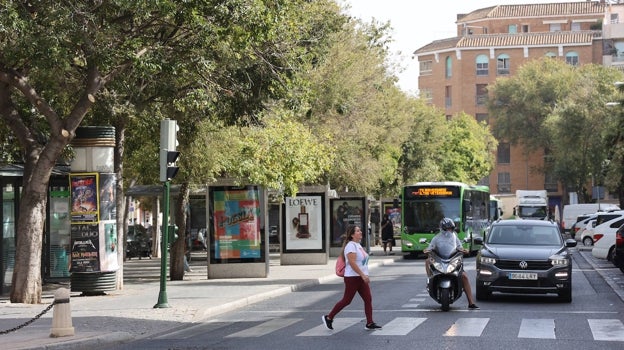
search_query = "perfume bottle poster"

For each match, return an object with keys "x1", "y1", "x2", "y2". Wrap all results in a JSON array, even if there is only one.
[{"x1": 285, "y1": 195, "x2": 322, "y2": 250}]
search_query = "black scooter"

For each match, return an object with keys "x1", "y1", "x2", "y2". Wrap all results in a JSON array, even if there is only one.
[{"x1": 420, "y1": 238, "x2": 465, "y2": 311}]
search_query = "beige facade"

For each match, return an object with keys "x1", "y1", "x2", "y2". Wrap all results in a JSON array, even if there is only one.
[{"x1": 414, "y1": 1, "x2": 618, "y2": 209}]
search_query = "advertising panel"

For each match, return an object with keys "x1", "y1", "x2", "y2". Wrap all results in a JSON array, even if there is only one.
[
  {"x1": 284, "y1": 195, "x2": 324, "y2": 251},
  {"x1": 70, "y1": 173, "x2": 99, "y2": 224},
  {"x1": 210, "y1": 185, "x2": 262, "y2": 262},
  {"x1": 70, "y1": 223, "x2": 100, "y2": 272},
  {"x1": 383, "y1": 202, "x2": 401, "y2": 237},
  {"x1": 330, "y1": 198, "x2": 365, "y2": 247}
]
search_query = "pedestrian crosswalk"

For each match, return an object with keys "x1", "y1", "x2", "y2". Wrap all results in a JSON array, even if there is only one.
[{"x1": 209, "y1": 316, "x2": 624, "y2": 342}]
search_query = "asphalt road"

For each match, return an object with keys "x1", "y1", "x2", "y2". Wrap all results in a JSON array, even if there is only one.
[{"x1": 112, "y1": 247, "x2": 624, "y2": 350}]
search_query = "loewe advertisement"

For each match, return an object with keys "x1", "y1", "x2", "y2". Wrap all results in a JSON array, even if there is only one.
[{"x1": 285, "y1": 195, "x2": 323, "y2": 250}]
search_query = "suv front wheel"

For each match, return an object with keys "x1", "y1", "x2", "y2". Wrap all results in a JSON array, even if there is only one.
[{"x1": 558, "y1": 287, "x2": 572, "y2": 303}]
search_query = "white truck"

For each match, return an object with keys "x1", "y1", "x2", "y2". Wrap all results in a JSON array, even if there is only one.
[{"x1": 515, "y1": 190, "x2": 549, "y2": 220}]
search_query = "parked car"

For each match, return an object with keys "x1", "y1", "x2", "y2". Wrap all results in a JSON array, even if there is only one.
[
  {"x1": 126, "y1": 225, "x2": 152, "y2": 260},
  {"x1": 269, "y1": 225, "x2": 279, "y2": 244},
  {"x1": 582, "y1": 212, "x2": 624, "y2": 247},
  {"x1": 611, "y1": 224, "x2": 624, "y2": 273},
  {"x1": 474, "y1": 219, "x2": 576, "y2": 302},
  {"x1": 579, "y1": 219, "x2": 597, "y2": 246},
  {"x1": 570, "y1": 214, "x2": 597, "y2": 240},
  {"x1": 591, "y1": 214, "x2": 624, "y2": 261},
  {"x1": 562, "y1": 203, "x2": 620, "y2": 234}
]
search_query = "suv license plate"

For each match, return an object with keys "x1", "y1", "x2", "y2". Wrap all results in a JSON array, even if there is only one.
[{"x1": 508, "y1": 272, "x2": 537, "y2": 280}]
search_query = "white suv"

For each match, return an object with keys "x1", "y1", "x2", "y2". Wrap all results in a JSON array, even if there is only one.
[{"x1": 591, "y1": 211, "x2": 624, "y2": 261}]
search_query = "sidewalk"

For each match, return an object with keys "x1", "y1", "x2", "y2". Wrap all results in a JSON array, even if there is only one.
[{"x1": 0, "y1": 246, "x2": 403, "y2": 350}]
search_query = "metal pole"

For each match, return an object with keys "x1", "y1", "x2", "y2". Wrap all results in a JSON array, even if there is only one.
[{"x1": 154, "y1": 181, "x2": 170, "y2": 308}]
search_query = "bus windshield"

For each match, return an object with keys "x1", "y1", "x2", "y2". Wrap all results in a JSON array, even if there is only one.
[{"x1": 403, "y1": 198, "x2": 460, "y2": 234}]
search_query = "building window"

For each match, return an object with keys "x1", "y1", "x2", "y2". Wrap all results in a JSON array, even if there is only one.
[
  {"x1": 445, "y1": 86, "x2": 452, "y2": 108},
  {"x1": 420, "y1": 88, "x2": 433, "y2": 104},
  {"x1": 497, "y1": 54, "x2": 510, "y2": 75},
  {"x1": 544, "y1": 172, "x2": 558, "y2": 192},
  {"x1": 476, "y1": 113, "x2": 488, "y2": 124},
  {"x1": 545, "y1": 51, "x2": 557, "y2": 58},
  {"x1": 497, "y1": 142, "x2": 510, "y2": 164},
  {"x1": 611, "y1": 13, "x2": 619, "y2": 24},
  {"x1": 419, "y1": 60, "x2": 432, "y2": 75},
  {"x1": 522, "y1": 24, "x2": 529, "y2": 33},
  {"x1": 476, "y1": 54, "x2": 488, "y2": 76},
  {"x1": 476, "y1": 84, "x2": 488, "y2": 105},
  {"x1": 549, "y1": 23, "x2": 562, "y2": 32},
  {"x1": 445, "y1": 56, "x2": 452, "y2": 79},
  {"x1": 565, "y1": 51, "x2": 579, "y2": 66},
  {"x1": 497, "y1": 172, "x2": 511, "y2": 193},
  {"x1": 571, "y1": 22, "x2": 581, "y2": 31},
  {"x1": 508, "y1": 24, "x2": 517, "y2": 34}
]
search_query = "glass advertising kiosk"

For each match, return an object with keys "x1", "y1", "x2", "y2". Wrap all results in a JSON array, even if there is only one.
[
  {"x1": 207, "y1": 183, "x2": 269, "y2": 278},
  {"x1": 68, "y1": 126, "x2": 119, "y2": 294}
]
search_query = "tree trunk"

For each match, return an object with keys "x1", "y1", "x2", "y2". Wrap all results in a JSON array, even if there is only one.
[
  {"x1": 10, "y1": 148, "x2": 60, "y2": 303},
  {"x1": 10, "y1": 187, "x2": 47, "y2": 304},
  {"x1": 170, "y1": 182, "x2": 189, "y2": 280},
  {"x1": 114, "y1": 124, "x2": 126, "y2": 290}
]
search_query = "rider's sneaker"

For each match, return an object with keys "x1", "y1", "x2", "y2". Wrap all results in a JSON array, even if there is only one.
[{"x1": 468, "y1": 304, "x2": 480, "y2": 310}]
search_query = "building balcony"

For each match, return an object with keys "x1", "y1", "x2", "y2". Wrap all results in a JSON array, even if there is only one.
[{"x1": 603, "y1": 22, "x2": 624, "y2": 40}]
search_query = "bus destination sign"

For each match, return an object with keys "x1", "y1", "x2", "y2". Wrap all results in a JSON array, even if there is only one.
[{"x1": 409, "y1": 187, "x2": 458, "y2": 198}]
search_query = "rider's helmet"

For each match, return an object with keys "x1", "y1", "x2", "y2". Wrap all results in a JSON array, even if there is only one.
[{"x1": 439, "y1": 217, "x2": 455, "y2": 231}]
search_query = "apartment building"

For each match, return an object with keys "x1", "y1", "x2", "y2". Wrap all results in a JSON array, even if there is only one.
[{"x1": 413, "y1": 1, "x2": 623, "y2": 212}]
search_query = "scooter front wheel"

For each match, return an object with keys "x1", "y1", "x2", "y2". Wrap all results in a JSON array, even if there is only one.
[{"x1": 440, "y1": 288, "x2": 450, "y2": 311}]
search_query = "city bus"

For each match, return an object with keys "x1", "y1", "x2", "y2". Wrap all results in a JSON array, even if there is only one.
[{"x1": 400, "y1": 181, "x2": 490, "y2": 257}]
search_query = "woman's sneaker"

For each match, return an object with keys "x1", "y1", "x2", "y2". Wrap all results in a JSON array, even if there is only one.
[
  {"x1": 365, "y1": 322, "x2": 382, "y2": 330},
  {"x1": 322, "y1": 315, "x2": 333, "y2": 330}
]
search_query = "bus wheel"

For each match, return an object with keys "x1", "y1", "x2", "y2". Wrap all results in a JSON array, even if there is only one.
[{"x1": 404, "y1": 252, "x2": 418, "y2": 260}]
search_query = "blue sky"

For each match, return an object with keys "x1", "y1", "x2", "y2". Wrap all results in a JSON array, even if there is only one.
[{"x1": 342, "y1": 0, "x2": 576, "y2": 95}]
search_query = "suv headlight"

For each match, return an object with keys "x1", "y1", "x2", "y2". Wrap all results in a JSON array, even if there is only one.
[
  {"x1": 480, "y1": 256, "x2": 496, "y2": 264},
  {"x1": 550, "y1": 255, "x2": 569, "y2": 267}
]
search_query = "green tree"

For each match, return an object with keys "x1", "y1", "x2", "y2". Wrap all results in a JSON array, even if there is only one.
[
  {"x1": 0, "y1": 0, "x2": 342, "y2": 303},
  {"x1": 489, "y1": 58, "x2": 624, "y2": 203},
  {"x1": 300, "y1": 18, "x2": 415, "y2": 197},
  {"x1": 399, "y1": 109, "x2": 497, "y2": 185},
  {"x1": 441, "y1": 113, "x2": 497, "y2": 183}
]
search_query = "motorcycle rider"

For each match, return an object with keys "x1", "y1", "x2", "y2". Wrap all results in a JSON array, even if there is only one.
[{"x1": 423, "y1": 218, "x2": 479, "y2": 310}]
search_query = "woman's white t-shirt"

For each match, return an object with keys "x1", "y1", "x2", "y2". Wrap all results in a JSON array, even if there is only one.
[{"x1": 343, "y1": 241, "x2": 369, "y2": 277}]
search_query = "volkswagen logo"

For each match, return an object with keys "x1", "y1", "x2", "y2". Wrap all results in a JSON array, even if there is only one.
[{"x1": 519, "y1": 261, "x2": 528, "y2": 269}]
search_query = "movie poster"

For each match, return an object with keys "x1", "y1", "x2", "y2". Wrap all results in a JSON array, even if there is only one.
[
  {"x1": 211, "y1": 186, "x2": 261, "y2": 260},
  {"x1": 285, "y1": 195, "x2": 323, "y2": 250},
  {"x1": 70, "y1": 173, "x2": 99, "y2": 223}
]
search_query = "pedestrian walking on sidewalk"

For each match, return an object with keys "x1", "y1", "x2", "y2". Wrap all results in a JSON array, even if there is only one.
[
  {"x1": 381, "y1": 214, "x2": 394, "y2": 255},
  {"x1": 323, "y1": 225, "x2": 382, "y2": 331}
]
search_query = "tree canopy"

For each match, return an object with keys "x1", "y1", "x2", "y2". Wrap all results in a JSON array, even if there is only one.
[
  {"x1": 0, "y1": 0, "x2": 499, "y2": 303},
  {"x1": 488, "y1": 58, "x2": 624, "y2": 204}
]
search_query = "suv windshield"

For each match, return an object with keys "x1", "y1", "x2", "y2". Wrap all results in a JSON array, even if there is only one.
[{"x1": 487, "y1": 225, "x2": 562, "y2": 246}]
